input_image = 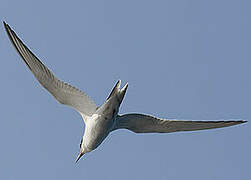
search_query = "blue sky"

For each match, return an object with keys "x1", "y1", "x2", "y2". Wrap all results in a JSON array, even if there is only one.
[{"x1": 0, "y1": 0, "x2": 250, "y2": 179}]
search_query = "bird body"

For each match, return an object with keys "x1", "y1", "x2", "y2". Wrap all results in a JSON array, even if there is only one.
[
  {"x1": 3, "y1": 21, "x2": 246, "y2": 163},
  {"x1": 79, "y1": 80, "x2": 128, "y2": 158}
]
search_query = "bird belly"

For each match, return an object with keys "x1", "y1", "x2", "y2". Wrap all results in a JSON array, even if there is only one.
[{"x1": 83, "y1": 114, "x2": 115, "y2": 152}]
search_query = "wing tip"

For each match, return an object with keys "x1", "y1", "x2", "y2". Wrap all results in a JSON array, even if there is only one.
[
  {"x1": 3, "y1": 21, "x2": 11, "y2": 31},
  {"x1": 237, "y1": 120, "x2": 247, "y2": 124},
  {"x1": 3, "y1": 21, "x2": 9, "y2": 31},
  {"x1": 225, "y1": 120, "x2": 247, "y2": 127}
]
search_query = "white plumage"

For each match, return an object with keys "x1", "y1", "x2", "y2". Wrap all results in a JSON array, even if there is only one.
[{"x1": 3, "y1": 21, "x2": 246, "y2": 163}]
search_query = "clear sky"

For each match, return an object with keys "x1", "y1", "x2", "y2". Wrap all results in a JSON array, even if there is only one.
[{"x1": 0, "y1": 0, "x2": 250, "y2": 179}]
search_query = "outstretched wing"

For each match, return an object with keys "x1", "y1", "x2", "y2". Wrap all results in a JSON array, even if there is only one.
[
  {"x1": 114, "y1": 113, "x2": 246, "y2": 133},
  {"x1": 4, "y1": 22, "x2": 98, "y2": 117}
]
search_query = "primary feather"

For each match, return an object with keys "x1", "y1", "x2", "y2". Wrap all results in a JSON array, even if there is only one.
[{"x1": 3, "y1": 22, "x2": 97, "y2": 118}]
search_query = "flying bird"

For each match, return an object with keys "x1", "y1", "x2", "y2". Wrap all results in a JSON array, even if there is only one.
[{"x1": 3, "y1": 21, "x2": 246, "y2": 163}]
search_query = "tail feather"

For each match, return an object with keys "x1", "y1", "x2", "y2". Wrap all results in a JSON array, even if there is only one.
[
  {"x1": 119, "y1": 83, "x2": 128, "y2": 104},
  {"x1": 106, "y1": 80, "x2": 121, "y2": 100}
]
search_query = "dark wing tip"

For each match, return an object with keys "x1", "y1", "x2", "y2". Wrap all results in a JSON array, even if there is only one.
[
  {"x1": 227, "y1": 120, "x2": 247, "y2": 126},
  {"x1": 3, "y1": 21, "x2": 9, "y2": 30},
  {"x1": 3, "y1": 21, "x2": 14, "y2": 40},
  {"x1": 220, "y1": 120, "x2": 247, "y2": 123},
  {"x1": 238, "y1": 120, "x2": 247, "y2": 124},
  {"x1": 3, "y1": 21, "x2": 11, "y2": 31},
  {"x1": 3, "y1": 21, "x2": 34, "y2": 71}
]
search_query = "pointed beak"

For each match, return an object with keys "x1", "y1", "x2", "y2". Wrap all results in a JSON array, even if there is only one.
[{"x1": 75, "y1": 152, "x2": 84, "y2": 163}]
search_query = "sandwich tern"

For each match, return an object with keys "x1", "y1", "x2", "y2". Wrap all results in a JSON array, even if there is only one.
[{"x1": 3, "y1": 22, "x2": 246, "y2": 163}]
